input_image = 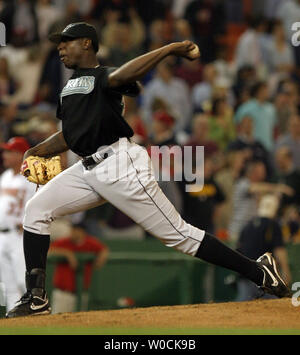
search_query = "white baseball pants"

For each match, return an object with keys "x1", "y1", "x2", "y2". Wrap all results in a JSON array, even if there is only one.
[{"x1": 23, "y1": 139, "x2": 205, "y2": 256}]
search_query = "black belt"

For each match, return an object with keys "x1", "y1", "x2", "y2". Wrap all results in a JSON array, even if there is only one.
[{"x1": 82, "y1": 148, "x2": 114, "y2": 170}]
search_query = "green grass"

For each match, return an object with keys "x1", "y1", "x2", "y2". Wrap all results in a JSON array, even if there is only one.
[{"x1": 0, "y1": 327, "x2": 299, "y2": 335}]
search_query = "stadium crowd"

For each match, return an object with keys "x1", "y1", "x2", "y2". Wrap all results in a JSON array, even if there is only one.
[{"x1": 0, "y1": 0, "x2": 300, "y2": 248}]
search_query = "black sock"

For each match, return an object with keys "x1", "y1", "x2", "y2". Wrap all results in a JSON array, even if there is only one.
[
  {"x1": 195, "y1": 233, "x2": 264, "y2": 286},
  {"x1": 23, "y1": 230, "x2": 50, "y2": 273}
]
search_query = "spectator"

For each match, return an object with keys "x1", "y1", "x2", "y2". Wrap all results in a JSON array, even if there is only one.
[
  {"x1": 150, "y1": 110, "x2": 178, "y2": 147},
  {"x1": 232, "y1": 65, "x2": 257, "y2": 111},
  {"x1": 266, "y1": 20, "x2": 295, "y2": 76},
  {"x1": 9, "y1": 45, "x2": 47, "y2": 105},
  {"x1": 275, "y1": 114, "x2": 300, "y2": 169},
  {"x1": 179, "y1": 156, "x2": 225, "y2": 234},
  {"x1": 277, "y1": 79, "x2": 300, "y2": 109},
  {"x1": 184, "y1": 0, "x2": 226, "y2": 63},
  {"x1": 281, "y1": 205, "x2": 300, "y2": 243},
  {"x1": 210, "y1": 76, "x2": 234, "y2": 109},
  {"x1": 191, "y1": 63, "x2": 217, "y2": 112},
  {"x1": 215, "y1": 150, "x2": 248, "y2": 231},
  {"x1": 105, "y1": 19, "x2": 144, "y2": 66},
  {"x1": 183, "y1": 114, "x2": 225, "y2": 206},
  {"x1": 229, "y1": 160, "x2": 293, "y2": 242},
  {"x1": 213, "y1": 45, "x2": 235, "y2": 88},
  {"x1": 234, "y1": 81, "x2": 277, "y2": 151},
  {"x1": 184, "y1": 114, "x2": 220, "y2": 162},
  {"x1": 273, "y1": 83, "x2": 298, "y2": 136},
  {"x1": 234, "y1": 16, "x2": 269, "y2": 76},
  {"x1": 274, "y1": 146, "x2": 300, "y2": 210},
  {"x1": 146, "y1": 19, "x2": 169, "y2": 52},
  {"x1": 35, "y1": 45, "x2": 62, "y2": 107},
  {"x1": 142, "y1": 59, "x2": 192, "y2": 133},
  {"x1": 208, "y1": 97, "x2": 235, "y2": 151},
  {"x1": 49, "y1": 222, "x2": 109, "y2": 314},
  {"x1": 148, "y1": 110, "x2": 183, "y2": 213},
  {"x1": 228, "y1": 115, "x2": 273, "y2": 179},
  {"x1": 102, "y1": 8, "x2": 145, "y2": 66},
  {"x1": 173, "y1": 19, "x2": 195, "y2": 43},
  {"x1": 236, "y1": 194, "x2": 291, "y2": 301}
]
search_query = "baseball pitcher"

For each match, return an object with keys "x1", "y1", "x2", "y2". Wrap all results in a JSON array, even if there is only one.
[{"x1": 6, "y1": 23, "x2": 290, "y2": 318}]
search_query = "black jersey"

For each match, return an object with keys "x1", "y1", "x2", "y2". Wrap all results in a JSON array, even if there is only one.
[{"x1": 57, "y1": 66, "x2": 139, "y2": 157}]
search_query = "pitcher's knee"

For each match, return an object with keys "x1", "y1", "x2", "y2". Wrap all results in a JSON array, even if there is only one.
[
  {"x1": 23, "y1": 196, "x2": 53, "y2": 235},
  {"x1": 153, "y1": 224, "x2": 206, "y2": 257}
]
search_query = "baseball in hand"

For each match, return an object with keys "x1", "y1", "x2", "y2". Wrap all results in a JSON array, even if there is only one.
[{"x1": 188, "y1": 44, "x2": 200, "y2": 60}]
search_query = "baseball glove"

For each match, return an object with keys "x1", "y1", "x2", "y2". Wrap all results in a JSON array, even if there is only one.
[{"x1": 21, "y1": 156, "x2": 62, "y2": 185}]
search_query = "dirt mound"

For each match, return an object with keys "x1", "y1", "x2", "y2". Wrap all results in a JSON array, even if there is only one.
[{"x1": 0, "y1": 299, "x2": 299, "y2": 330}]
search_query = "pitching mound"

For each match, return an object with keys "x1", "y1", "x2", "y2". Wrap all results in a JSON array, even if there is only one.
[{"x1": 0, "y1": 299, "x2": 299, "y2": 334}]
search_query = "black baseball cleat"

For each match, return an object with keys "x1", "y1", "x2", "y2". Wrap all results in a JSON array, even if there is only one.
[
  {"x1": 6, "y1": 268, "x2": 51, "y2": 318},
  {"x1": 6, "y1": 290, "x2": 51, "y2": 318},
  {"x1": 256, "y1": 252, "x2": 291, "y2": 298}
]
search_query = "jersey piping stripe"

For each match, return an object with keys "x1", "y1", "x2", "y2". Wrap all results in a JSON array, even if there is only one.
[{"x1": 127, "y1": 152, "x2": 202, "y2": 244}]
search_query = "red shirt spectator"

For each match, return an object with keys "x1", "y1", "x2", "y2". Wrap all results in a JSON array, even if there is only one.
[{"x1": 50, "y1": 223, "x2": 109, "y2": 293}]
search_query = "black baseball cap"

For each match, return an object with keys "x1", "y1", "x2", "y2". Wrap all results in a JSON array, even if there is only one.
[{"x1": 48, "y1": 22, "x2": 99, "y2": 53}]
